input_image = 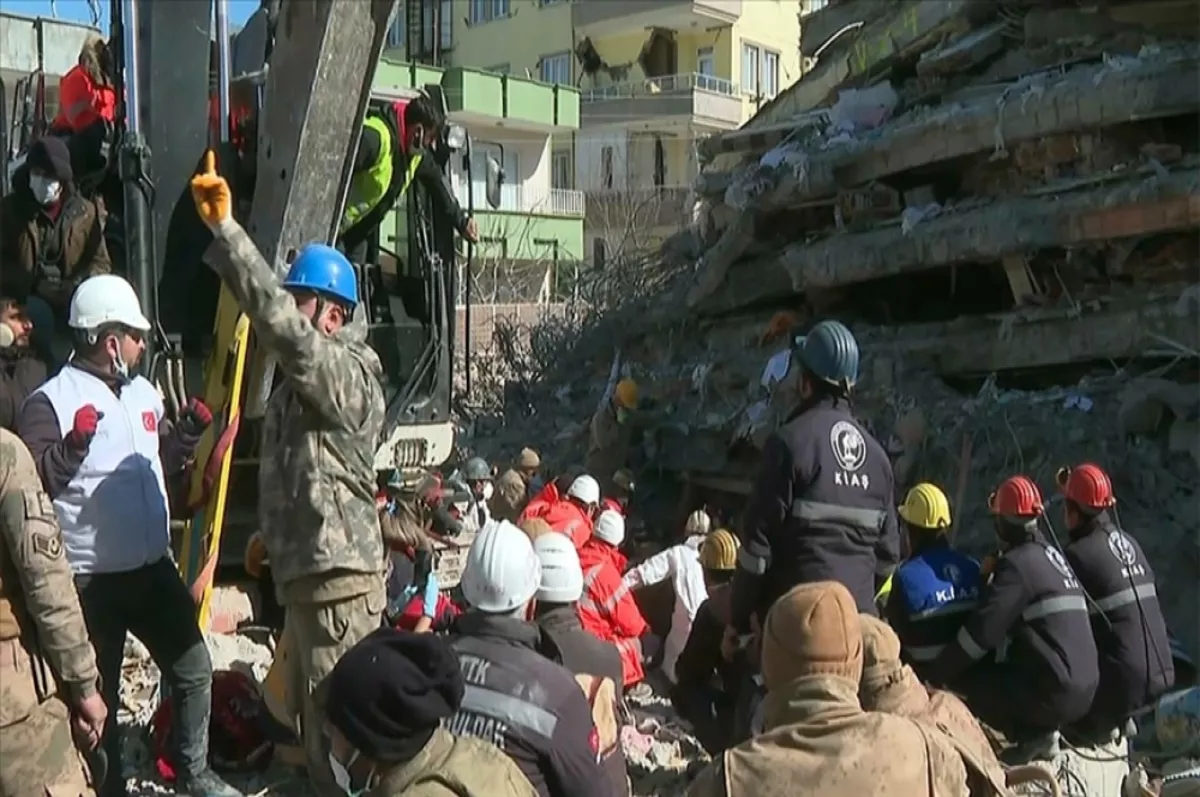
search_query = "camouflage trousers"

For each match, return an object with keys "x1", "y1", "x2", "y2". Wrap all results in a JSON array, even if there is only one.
[
  {"x1": 0, "y1": 639, "x2": 94, "y2": 797},
  {"x1": 282, "y1": 585, "x2": 386, "y2": 797}
]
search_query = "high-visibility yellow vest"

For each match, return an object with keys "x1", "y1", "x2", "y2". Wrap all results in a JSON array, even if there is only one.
[
  {"x1": 875, "y1": 572, "x2": 894, "y2": 608},
  {"x1": 342, "y1": 114, "x2": 398, "y2": 231}
]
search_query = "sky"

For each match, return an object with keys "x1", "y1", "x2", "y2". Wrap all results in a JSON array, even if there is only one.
[{"x1": 4, "y1": 0, "x2": 258, "y2": 30}]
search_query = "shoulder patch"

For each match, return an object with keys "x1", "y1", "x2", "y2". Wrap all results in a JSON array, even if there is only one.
[
  {"x1": 31, "y1": 530, "x2": 64, "y2": 560},
  {"x1": 22, "y1": 489, "x2": 55, "y2": 519}
]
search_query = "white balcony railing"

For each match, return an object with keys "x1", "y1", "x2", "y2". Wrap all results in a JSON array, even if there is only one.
[
  {"x1": 453, "y1": 182, "x2": 585, "y2": 217},
  {"x1": 581, "y1": 72, "x2": 737, "y2": 102}
]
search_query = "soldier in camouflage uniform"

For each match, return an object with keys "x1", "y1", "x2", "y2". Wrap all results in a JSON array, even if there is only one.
[
  {"x1": 192, "y1": 152, "x2": 387, "y2": 796},
  {"x1": 0, "y1": 428, "x2": 104, "y2": 797}
]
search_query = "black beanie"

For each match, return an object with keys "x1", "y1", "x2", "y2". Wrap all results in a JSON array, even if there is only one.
[
  {"x1": 326, "y1": 628, "x2": 465, "y2": 764},
  {"x1": 27, "y1": 137, "x2": 73, "y2": 183}
]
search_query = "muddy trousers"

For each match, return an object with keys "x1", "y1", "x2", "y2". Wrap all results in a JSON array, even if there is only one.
[
  {"x1": 282, "y1": 588, "x2": 386, "y2": 797},
  {"x1": 0, "y1": 639, "x2": 95, "y2": 797},
  {"x1": 76, "y1": 558, "x2": 213, "y2": 797}
]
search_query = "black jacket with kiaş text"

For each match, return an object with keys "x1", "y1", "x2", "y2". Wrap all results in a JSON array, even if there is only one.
[{"x1": 446, "y1": 612, "x2": 611, "y2": 797}]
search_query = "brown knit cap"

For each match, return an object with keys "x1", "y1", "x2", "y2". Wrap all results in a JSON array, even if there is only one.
[
  {"x1": 519, "y1": 518, "x2": 553, "y2": 542},
  {"x1": 516, "y1": 448, "x2": 540, "y2": 469},
  {"x1": 761, "y1": 581, "x2": 863, "y2": 691},
  {"x1": 859, "y1": 614, "x2": 904, "y2": 699}
]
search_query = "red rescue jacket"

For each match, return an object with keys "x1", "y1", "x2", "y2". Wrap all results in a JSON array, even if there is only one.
[
  {"x1": 578, "y1": 539, "x2": 648, "y2": 686},
  {"x1": 521, "y1": 487, "x2": 594, "y2": 549}
]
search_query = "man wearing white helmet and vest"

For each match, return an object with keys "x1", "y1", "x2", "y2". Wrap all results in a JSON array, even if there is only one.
[
  {"x1": 191, "y1": 152, "x2": 388, "y2": 795},
  {"x1": 447, "y1": 519, "x2": 607, "y2": 797},
  {"x1": 15, "y1": 275, "x2": 238, "y2": 797},
  {"x1": 623, "y1": 509, "x2": 713, "y2": 684}
]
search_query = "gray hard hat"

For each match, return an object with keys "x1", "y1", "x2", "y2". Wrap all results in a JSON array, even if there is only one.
[{"x1": 463, "y1": 456, "x2": 491, "y2": 481}]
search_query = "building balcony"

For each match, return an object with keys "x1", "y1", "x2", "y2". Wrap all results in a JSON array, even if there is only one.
[
  {"x1": 454, "y1": 182, "x2": 585, "y2": 218},
  {"x1": 581, "y1": 73, "x2": 743, "y2": 130},
  {"x1": 572, "y1": 0, "x2": 742, "y2": 37},
  {"x1": 584, "y1": 186, "x2": 693, "y2": 230}
]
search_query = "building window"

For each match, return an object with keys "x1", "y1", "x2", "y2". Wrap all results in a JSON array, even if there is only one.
[
  {"x1": 653, "y1": 136, "x2": 665, "y2": 187},
  {"x1": 539, "y1": 0, "x2": 566, "y2": 6},
  {"x1": 740, "y1": 43, "x2": 760, "y2": 94},
  {"x1": 552, "y1": 150, "x2": 572, "y2": 189},
  {"x1": 600, "y1": 146, "x2": 614, "y2": 190},
  {"x1": 697, "y1": 46, "x2": 714, "y2": 77},
  {"x1": 487, "y1": 63, "x2": 511, "y2": 75},
  {"x1": 539, "y1": 52, "x2": 571, "y2": 85},
  {"x1": 386, "y1": 5, "x2": 405, "y2": 48},
  {"x1": 593, "y1": 238, "x2": 607, "y2": 269},
  {"x1": 470, "y1": 0, "x2": 509, "y2": 25},
  {"x1": 762, "y1": 49, "x2": 779, "y2": 98},
  {"x1": 804, "y1": 0, "x2": 830, "y2": 15},
  {"x1": 420, "y1": 0, "x2": 453, "y2": 51}
]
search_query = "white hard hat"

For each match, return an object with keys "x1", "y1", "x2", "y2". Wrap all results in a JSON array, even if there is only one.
[
  {"x1": 593, "y1": 510, "x2": 625, "y2": 547},
  {"x1": 567, "y1": 475, "x2": 600, "y2": 505},
  {"x1": 685, "y1": 509, "x2": 712, "y2": 537},
  {"x1": 68, "y1": 275, "x2": 151, "y2": 332},
  {"x1": 533, "y1": 532, "x2": 583, "y2": 604},
  {"x1": 461, "y1": 519, "x2": 542, "y2": 614}
]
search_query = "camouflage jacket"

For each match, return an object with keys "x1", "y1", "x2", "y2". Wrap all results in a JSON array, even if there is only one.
[
  {"x1": 0, "y1": 428, "x2": 99, "y2": 701},
  {"x1": 205, "y1": 222, "x2": 387, "y2": 598},
  {"x1": 372, "y1": 727, "x2": 538, "y2": 797}
]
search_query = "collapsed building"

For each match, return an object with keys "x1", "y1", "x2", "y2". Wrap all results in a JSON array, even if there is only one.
[{"x1": 472, "y1": 0, "x2": 1200, "y2": 665}]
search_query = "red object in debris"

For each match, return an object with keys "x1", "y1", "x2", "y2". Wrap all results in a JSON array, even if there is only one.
[
  {"x1": 152, "y1": 670, "x2": 272, "y2": 781},
  {"x1": 391, "y1": 591, "x2": 462, "y2": 632},
  {"x1": 988, "y1": 475, "x2": 1044, "y2": 517},
  {"x1": 1056, "y1": 463, "x2": 1116, "y2": 510}
]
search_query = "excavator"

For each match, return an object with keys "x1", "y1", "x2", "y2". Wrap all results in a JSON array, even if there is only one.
[{"x1": 91, "y1": 0, "x2": 503, "y2": 628}]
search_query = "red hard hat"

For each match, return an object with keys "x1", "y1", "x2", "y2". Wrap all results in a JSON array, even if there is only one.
[
  {"x1": 988, "y1": 475, "x2": 1044, "y2": 517},
  {"x1": 1056, "y1": 463, "x2": 1116, "y2": 510}
]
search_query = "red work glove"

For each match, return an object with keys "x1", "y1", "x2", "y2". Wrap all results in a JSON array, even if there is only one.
[
  {"x1": 178, "y1": 398, "x2": 213, "y2": 437},
  {"x1": 68, "y1": 405, "x2": 102, "y2": 449}
]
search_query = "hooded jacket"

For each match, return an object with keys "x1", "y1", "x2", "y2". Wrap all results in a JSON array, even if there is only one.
[
  {"x1": 684, "y1": 676, "x2": 970, "y2": 797},
  {"x1": 578, "y1": 539, "x2": 648, "y2": 686},
  {"x1": 525, "y1": 497, "x2": 593, "y2": 551},
  {"x1": 371, "y1": 727, "x2": 538, "y2": 797},
  {"x1": 204, "y1": 221, "x2": 387, "y2": 604}
]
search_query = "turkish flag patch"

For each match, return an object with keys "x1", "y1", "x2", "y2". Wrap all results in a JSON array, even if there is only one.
[{"x1": 142, "y1": 411, "x2": 157, "y2": 433}]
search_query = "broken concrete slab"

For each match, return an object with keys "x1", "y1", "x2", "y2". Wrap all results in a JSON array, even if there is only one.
[
  {"x1": 799, "y1": 0, "x2": 890, "y2": 59},
  {"x1": 859, "y1": 292, "x2": 1198, "y2": 377},
  {"x1": 783, "y1": 167, "x2": 1200, "y2": 291},
  {"x1": 916, "y1": 20, "x2": 1009, "y2": 77},
  {"x1": 1023, "y1": 0, "x2": 1200, "y2": 48}
]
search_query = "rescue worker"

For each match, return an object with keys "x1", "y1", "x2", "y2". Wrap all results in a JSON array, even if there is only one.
[
  {"x1": 622, "y1": 509, "x2": 713, "y2": 683},
  {"x1": 492, "y1": 447, "x2": 540, "y2": 522},
  {"x1": 460, "y1": 456, "x2": 493, "y2": 533},
  {"x1": 524, "y1": 474, "x2": 600, "y2": 550},
  {"x1": 885, "y1": 483, "x2": 982, "y2": 680},
  {"x1": 49, "y1": 35, "x2": 117, "y2": 184},
  {"x1": 725, "y1": 320, "x2": 900, "y2": 653},
  {"x1": 585, "y1": 379, "x2": 638, "y2": 496},
  {"x1": 578, "y1": 510, "x2": 654, "y2": 687},
  {"x1": 1057, "y1": 463, "x2": 1174, "y2": 744},
  {"x1": 685, "y1": 581, "x2": 969, "y2": 797},
  {"x1": 191, "y1": 152, "x2": 388, "y2": 795},
  {"x1": 520, "y1": 517, "x2": 554, "y2": 543},
  {"x1": 325, "y1": 627, "x2": 538, "y2": 797},
  {"x1": 533, "y1": 533, "x2": 629, "y2": 797},
  {"x1": 447, "y1": 519, "x2": 607, "y2": 797},
  {"x1": 671, "y1": 529, "x2": 740, "y2": 754},
  {"x1": 339, "y1": 93, "x2": 479, "y2": 262},
  {"x1": 15, "y1": 275, "x2": 236, "y2": 797},
  {"x1": 0, "y1": 299, "x2": 46, "y2": 431},
  {"x1": 0, "y1": 429, "x2": 105, "y2": 797},
  {"x1": 927, "y1": 476, "x2": 1099, "y2": 749},
  {"x1": 0, "y1": 136, "x2": 112, "y2": 367}
]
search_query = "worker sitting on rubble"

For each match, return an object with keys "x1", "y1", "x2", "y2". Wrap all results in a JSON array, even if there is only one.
[
  {"x1": 586, "y1": 379, "x2": 639, "y2": 498},
  {"x1": 492, "y1": 447, "x2": 541, "y2": 522},
  {"x1": 1, "y1": 136, "x2": 112, "y2": 368},
  {"x1": 192, "y1": 151, "x2": 388, "y2": 796},
  {"x1": 339, "y1": 93, "x2": 479, "y2": 262},
  {"x1": 0, "y1": 298, "x2": 46, "y2": 431},
  {"x1": 623, "y1": 509, "x2": 713, "y2": 685},
  {"x1": 885, "y1": 483, "x2": 982, "y2": 681},
  {"x1": 602, "y1": 469, "x2": 635, "y2": 516},
  {"x1": 724, "y1": 319, "x2": 900, "y2": 657},
  {"x1": 578, "y1": 510, "x2": 656, "y2": 687},
  {"x1": 671, "y1": 529, "x2": 740, "y2": 755},
  {"x1": 533, "y1": 533, "x2": 630, "y2": 797},
  {"x1": 325, "y1": 627, "x2": 539, "y2": 797},
  {"x1": 16, "y1": 274, "x2": 237, "y2": 797},
  {"x1": 927, "y1": 475, "x2": 1099, "y2": 759},
  {"x1": 447, "y1": 519, "x2": 608, "y2": 797},
  {"x1": 686, "y1": 581, "x2": 970, "y2": 797},
  {"x1": 523, "y1": 474, "x2": 601, "y2": 550},
  {"x1": 1056, "y1": 463, "x2": 1174, "y2": 745}
]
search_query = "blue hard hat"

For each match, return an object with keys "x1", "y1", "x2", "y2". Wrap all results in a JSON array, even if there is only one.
[
  {"x1": 282, "y1": 244, "x2": 358, "y2": 308},
  {"x1": 792, "y1": 319, "x2": 860, "y2": 390}
]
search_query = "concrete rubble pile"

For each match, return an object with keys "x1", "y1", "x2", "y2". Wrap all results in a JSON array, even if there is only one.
[{"x1": 473, "y1": 0, "x2": 1200, "y2": 671}]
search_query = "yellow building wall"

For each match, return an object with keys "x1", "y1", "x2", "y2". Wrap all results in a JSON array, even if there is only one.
[
  {"x1": 733, "y1": 2, "x2": 802, "y2": 116},
  {"x1": 450, "y1": 0, "x2": 574, "y2": 77}
]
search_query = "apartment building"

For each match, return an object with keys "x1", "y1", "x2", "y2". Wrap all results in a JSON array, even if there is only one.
[
  {"x1": 374, "y1": 57, "x2": 584, "y2": 303},
  {"x1": 385, "y1": 0, "x2": 802, "y2": 262}
]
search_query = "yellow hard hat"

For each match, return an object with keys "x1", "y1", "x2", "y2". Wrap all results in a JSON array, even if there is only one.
[
  {"x1": 898, "y1": 482, "x2": 952, "y2": 530},
  {"x1": 614, "y1": 379, "x2": 639, "y2": 410},
  {"x1": 699, "y1": 529, "x2": 739, "y2": 570}
]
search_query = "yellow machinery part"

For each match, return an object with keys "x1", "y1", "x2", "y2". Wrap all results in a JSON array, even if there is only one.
[{"x1": 178, "y1": 284, "x2": 253, "y2": 630}]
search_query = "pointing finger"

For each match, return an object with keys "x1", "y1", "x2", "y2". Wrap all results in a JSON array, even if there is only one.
[{"x1": 203, "y1": 149, "x2": 216, "y2": 175}]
